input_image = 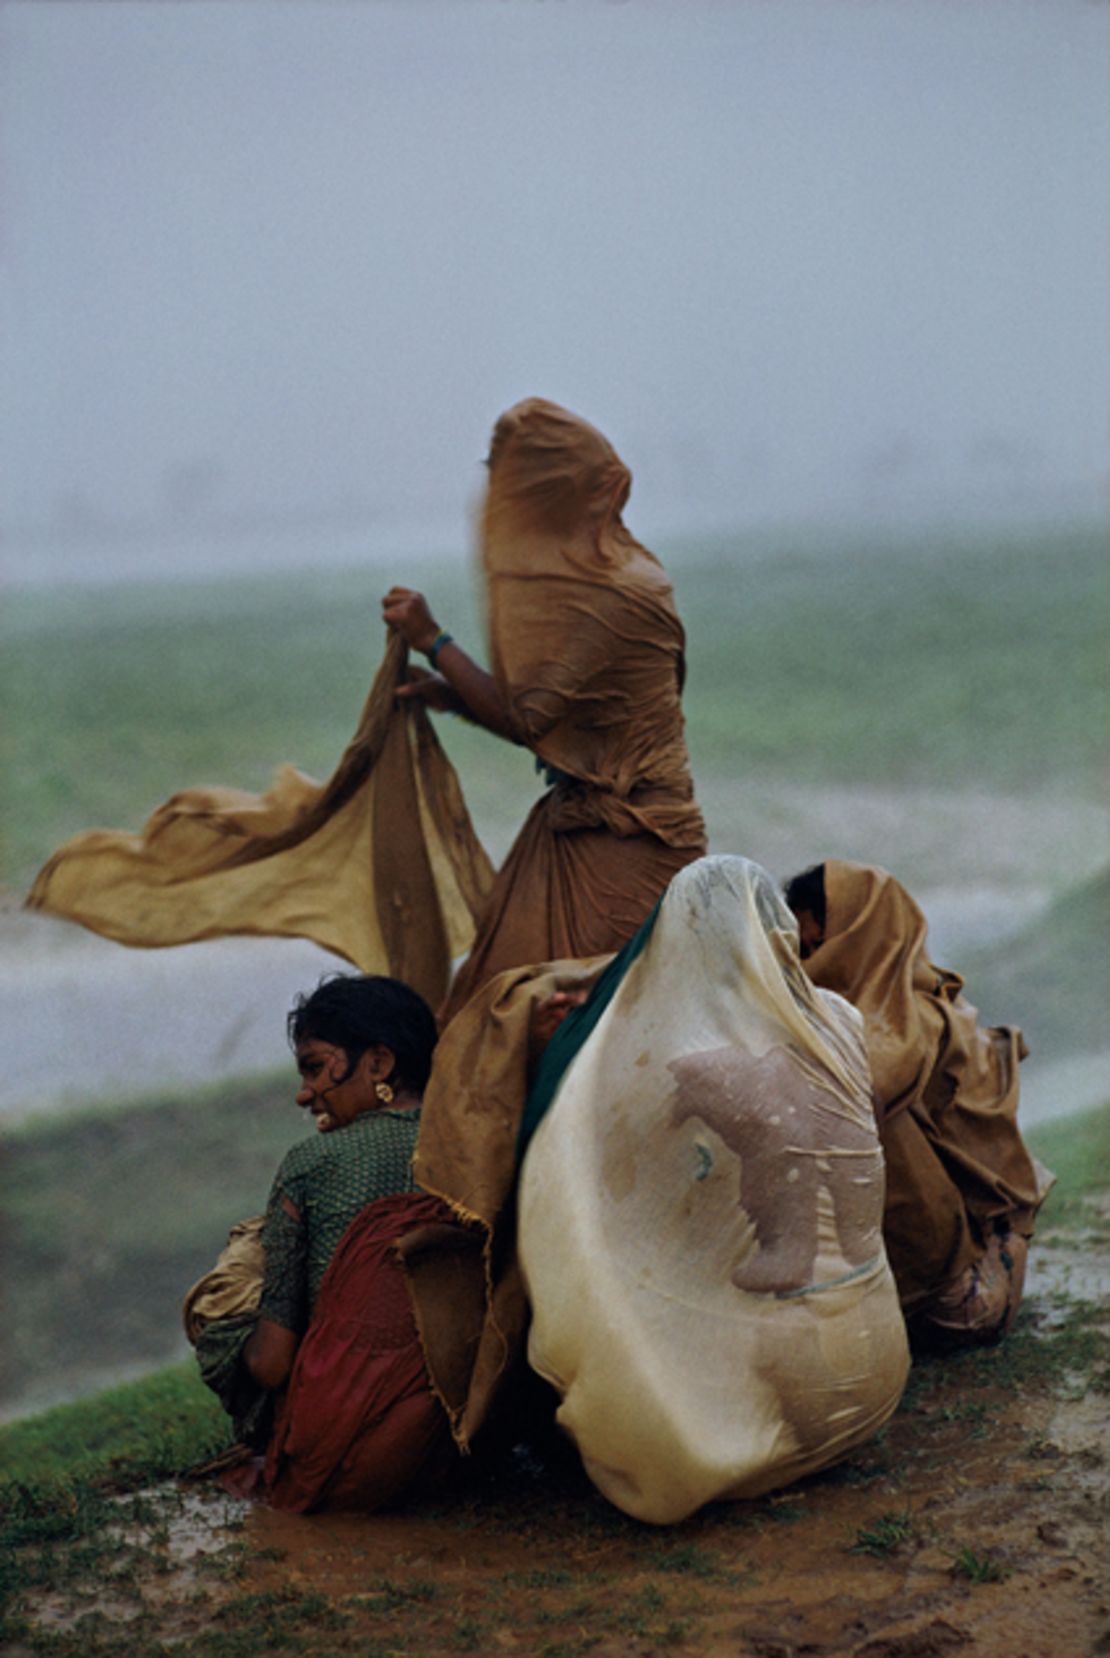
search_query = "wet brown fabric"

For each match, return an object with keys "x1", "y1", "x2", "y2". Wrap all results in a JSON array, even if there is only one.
[
  {"x1": 441, "y1": 398, "x2": 705, "y2": 1022},
  {"x1": 405, "y1": 953, "x2": 608, "y2": 1450},
  {"x1": 441, "y1": 795, "x2": 694, "y2": 1023},
  {"x1": 801, "y1": 860, "x2": 1049, "y2": 1312},
  {"x1": 26, "y1": 634, "x2": 493, "y2": 1010}
]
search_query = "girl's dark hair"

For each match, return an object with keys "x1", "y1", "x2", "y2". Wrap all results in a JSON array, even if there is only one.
[
  {"x1": 286, "y1": 975, "x2": 438, "y2": 1094},
  {"x1": 784, "y1": 863, "x2": 826, "y2": 930}
]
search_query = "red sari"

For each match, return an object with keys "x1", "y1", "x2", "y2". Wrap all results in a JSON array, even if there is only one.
[{"x1": 264, "y1": 1191, "x2": 455, "y2": 1512}]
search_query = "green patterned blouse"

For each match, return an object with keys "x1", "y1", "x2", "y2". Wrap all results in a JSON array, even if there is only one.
[{"x1": 259, "y1": 1107, "x2": 420, "y2": 1333}]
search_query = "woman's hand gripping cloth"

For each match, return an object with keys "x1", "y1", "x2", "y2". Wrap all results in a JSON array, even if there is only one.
[
  {"x1": 516, "y1": 855, "x2": 910, "y2": 1525},
  {"x1": 440, "y1": 398, "x2": 705, "y2": 1021},
  {"x1": 25, "y1": 632, "x2": 493, "y2": 1009},
  {"x1": 801, "y1": 861, "x2": 1051, "y2": 1313}
]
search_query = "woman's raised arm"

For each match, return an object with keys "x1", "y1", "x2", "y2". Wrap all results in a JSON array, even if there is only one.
[{"x1": 381, "y1": 586, "x2": 520, "y2": 743}]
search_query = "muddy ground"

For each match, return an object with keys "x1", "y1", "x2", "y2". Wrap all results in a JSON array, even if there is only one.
[{"x1": 6, "y1": 1213, "x2": 1107, "y2": 1658}]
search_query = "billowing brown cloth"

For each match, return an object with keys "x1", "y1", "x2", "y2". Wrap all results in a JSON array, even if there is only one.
[
  {"x1": 26, "y1": 633, "x2": 493, "y2": 1010},
  {"x1": 402, "y1": 952, "x2": 608, "y2": 1450},
  {"x1": 440, "y1": 398, "x2": 705, "y2": 1022},
  {"x1": 801, "y1": 860, "x2": 1049, "y2": 1311}
]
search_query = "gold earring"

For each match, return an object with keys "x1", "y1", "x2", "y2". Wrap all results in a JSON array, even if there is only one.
[{"x1": 374, "y1": 1080, "x2": 394, "y2": 1104}]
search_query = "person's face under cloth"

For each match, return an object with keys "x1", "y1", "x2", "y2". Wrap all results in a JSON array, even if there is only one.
[{"x1": 793, "y1": 908, "x2": 825, "y2": 960}]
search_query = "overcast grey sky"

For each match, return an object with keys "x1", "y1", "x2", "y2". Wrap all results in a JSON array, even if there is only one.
[{"x1": 2, "y1": 0, "x2": 1107, "y2": 545}]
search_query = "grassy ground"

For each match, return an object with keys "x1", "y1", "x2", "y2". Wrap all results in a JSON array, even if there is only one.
[
  {"x1": 3, "y1": 523, "x2": 1105, "y2": 885},
  {"x1": 0, "y1": 1103, "x2": 1106, "y2": 1656}
]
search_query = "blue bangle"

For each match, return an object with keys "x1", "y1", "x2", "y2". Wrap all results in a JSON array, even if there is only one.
[{"x1": 427, "y1": 630, "x2": 453, "y2": 668}]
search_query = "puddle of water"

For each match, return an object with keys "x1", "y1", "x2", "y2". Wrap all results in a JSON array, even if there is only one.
[
  {"x1": 1027, "y1": 1190, "x2": 1110, "y2": 1317},
  {"x1": 246, "y1": 1498, "x2": 529, "y2": 1583},
  {"x1": 27, "y1": 1484, "x2": 250, "y2": 1634},
  {"x1": 108, "y1": 1485, "x2": 250, "y2": 1568}
]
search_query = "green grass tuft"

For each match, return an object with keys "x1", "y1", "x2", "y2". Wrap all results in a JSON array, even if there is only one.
[
  {"x1": 948, "y1": 1545, "x2": 1011, "y2": 1583},
  {"x1": 353, "y1": 1577, "x2": 438, "y2": 1613},
  {"x1": 642, "y1": 1543, "x2": 720, "y2": 1577},
  {"x1": 850, "y1": 1510, "x2": 915, "y2": 1556},
  {"x1": 505, "y1": 1567, "x2": 574, "y2": 1589}
]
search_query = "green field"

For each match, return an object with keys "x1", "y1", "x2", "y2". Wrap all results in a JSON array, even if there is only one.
[
  {"x1": 3, "y1": 522, "x2": 1105, "y2": 886},
  {"x1": 0, "y1": 1073, "x2": 298, "y2": 1410},
  {"x1": 964, "y1": 866, "x2": 1110, "y2": 1053},
  {"x1": 680, "y1": 522, "x2": 1106, "y2": 791}
]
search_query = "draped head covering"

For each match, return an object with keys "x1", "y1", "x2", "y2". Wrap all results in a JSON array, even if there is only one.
[
  {"x1": 517, "y1": 855, "x2": 909, "y2": 1524},
  {"x1": 483, "y1": 396, "x2": 635, "y2": 550},
  {"x1": 479, "y1": 398, "x2": 703, "y2": 849}
]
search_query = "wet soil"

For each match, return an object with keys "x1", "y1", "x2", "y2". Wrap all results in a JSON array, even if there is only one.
[
  {"x1": 7, "y1": 1238, "x2": 1107, "y2": 1658},
  {"x1": 238, "y1": 1363, "x2": 1110, "y2": 1656}
]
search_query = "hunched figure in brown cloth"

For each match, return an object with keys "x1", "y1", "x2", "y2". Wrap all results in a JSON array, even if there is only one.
[
  {"x1": 382, "y1": 397, "x2": 707, "y2": 1025},
  {"x1": 785, "y1": 859, "x2": 1052, "y2": 1348}
]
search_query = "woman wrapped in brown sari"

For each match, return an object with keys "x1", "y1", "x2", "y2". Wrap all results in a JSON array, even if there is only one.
[
  {"x1": 382, "y1": 398, "x2": 706, "y2": 1024},
  {"x1": 785, "y1": 860, "x2": 1052, "y2": 1347}
]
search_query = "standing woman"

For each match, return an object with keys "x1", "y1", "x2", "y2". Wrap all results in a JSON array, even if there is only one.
[{"x1": 383, "y1": 398, "x2": 706, "y2": 1023}]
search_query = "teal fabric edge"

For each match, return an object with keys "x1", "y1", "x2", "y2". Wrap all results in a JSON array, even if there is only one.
[{"x1": 516, "y1": 896, "x2": 663, "y2": 1164}]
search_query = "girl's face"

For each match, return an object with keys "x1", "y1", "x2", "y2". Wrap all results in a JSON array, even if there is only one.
[{"x1": 293, "y1": 1038, "x2": 386, "y2": 1129}]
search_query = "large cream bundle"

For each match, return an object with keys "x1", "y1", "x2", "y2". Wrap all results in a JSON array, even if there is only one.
[{"x1": 518, "y1": 855, "x2": 909, "y2": 1524}]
